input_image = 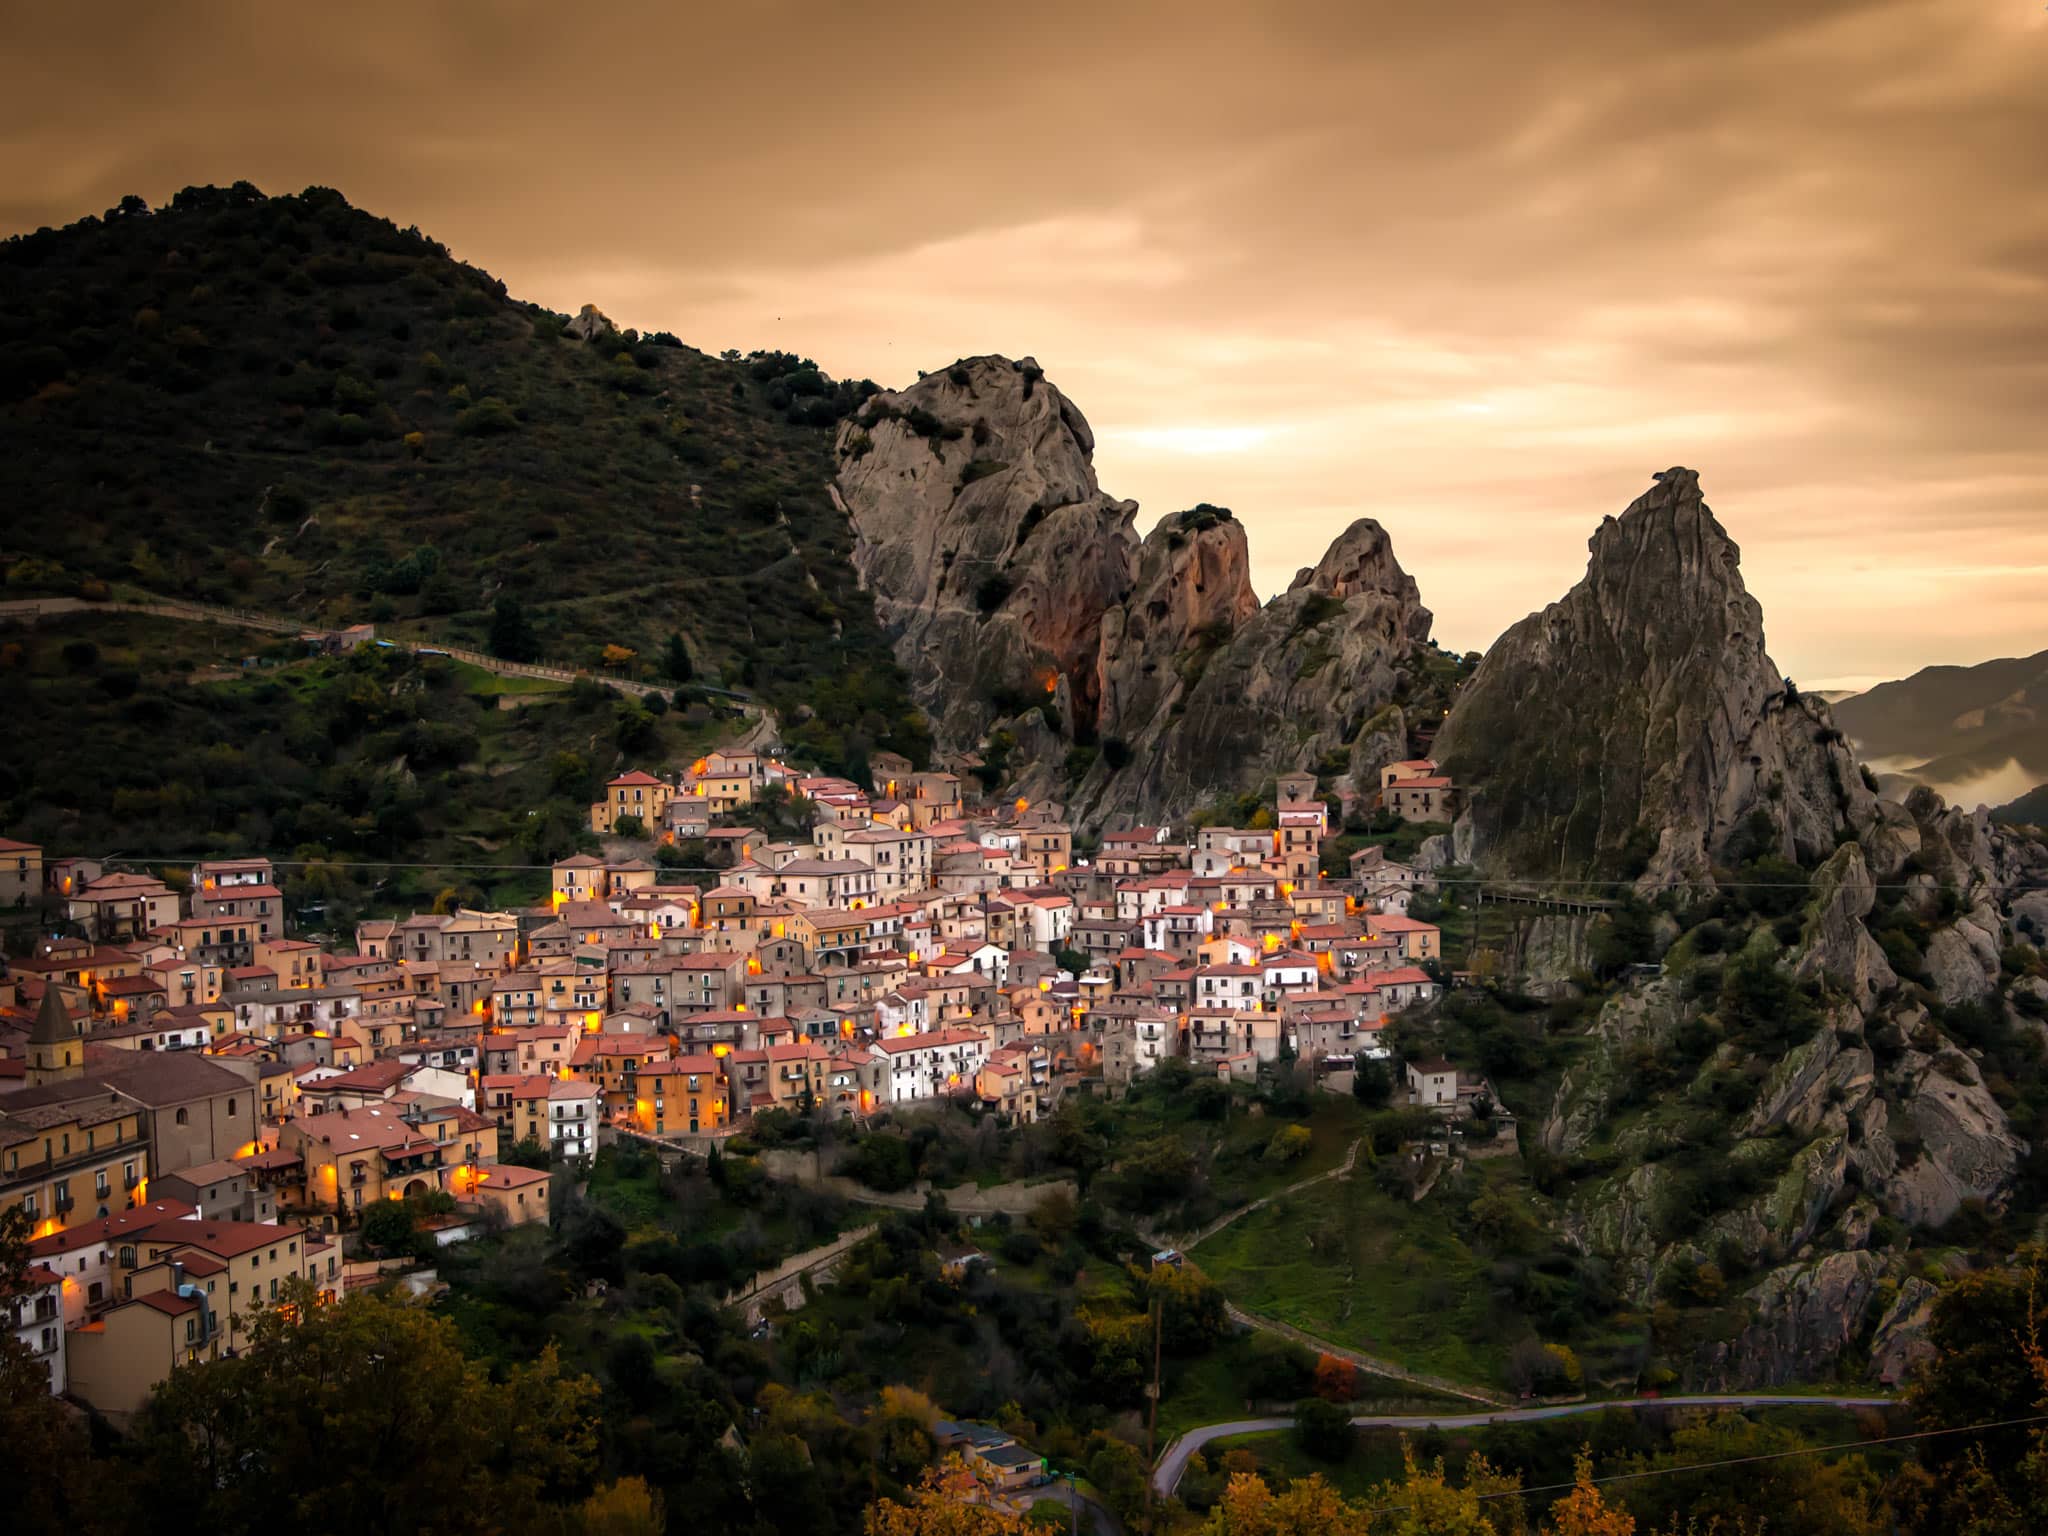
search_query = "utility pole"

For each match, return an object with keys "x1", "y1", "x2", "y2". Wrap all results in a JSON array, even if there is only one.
[{"x1": 1143, "y1": 1293, "x2": 1162, "y2": 1534}]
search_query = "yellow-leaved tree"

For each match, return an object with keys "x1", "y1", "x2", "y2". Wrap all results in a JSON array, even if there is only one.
[
  {"x1": 1200, "y1": 1448, "x2": 1508, "y2": 1536},
  {"x1": 864, "y1": 1459, "x2": 1029, "y2": 1536},
  {"x1": 1542, "y1": 1451, "x2": 1632, "y2": 1536}
]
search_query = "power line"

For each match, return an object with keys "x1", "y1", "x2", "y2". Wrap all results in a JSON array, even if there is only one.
[
  {"x1": 1358, "y1": 1411, "x2": 2048, "y2": 1515},
  {"x1": 107, "y1": 857, "x2": 730, "y2": 876},
  {"x1": 89, "y1": 853, "x2": 2007, "y2": 897}
]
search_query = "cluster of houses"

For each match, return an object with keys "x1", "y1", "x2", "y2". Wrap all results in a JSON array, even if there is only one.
[{"x1": 0, "y1": 753, "x2": 1468, "y2": 1417}]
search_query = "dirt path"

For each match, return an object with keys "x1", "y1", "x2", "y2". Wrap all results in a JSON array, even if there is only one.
[
  {"x1": 1136, "y1": 1137, "x2": 1510, "y2": 1410},
  {"x1": 0, "y1": 592, "x2": 734, "y2": 706},
  {"x1": 1162, "y1": 1136, "x2": 1364, "y2": 1252}
]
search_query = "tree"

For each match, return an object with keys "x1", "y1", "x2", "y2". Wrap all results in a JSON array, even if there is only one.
[
  {"x1": 1147, "y1": 1260, "x2": 1228, "y2": 1354},
  {"x1": 866, "y1": 1460, "x2": 1029, "y2": 1536},
  {"x1": 488, "y1": 595, "x2": 540, "y2": 663},
  {"x1": 1353, "y1": 1058, "x2": 1394, "y2": 1108},
  {"x1": 614, "y1": 699, "x2": 657, "y2": 754},
  {"x1": 501, "y1": 1137, "x2": 551, "y2": 1170},
  {"x1": 612, "y1": 813, "x2": 646, "y2": 838},
  {"x1": 662, "y1": 632, "x2": 694, "y2": 684},
  {"x1": 1905, "y1": 1247, "x2": 2048, "y2": 1530},
  {"x1": 358, "y1": 1198, "x2": 421, "y2": 1256},
  {"x1": 0, "y1": 1324, "x2": 100, "y2": 1536},
  {"x1": 128, "y1": 1283, "x2": 599, "y2": 1533},
  {"x1": 1543, "y1": 1449, "x2": 1632, "y2": 1535},
  {"x1": 1293, "y1": 1396, "x2": 1353, "y2": 1462},
  {"x1": 1203, "y1": 1472, "x2": 1355, "y2": 1536},
  {"x1": 579, "y1": 1478, "x2": 665, "y2": 1536},
  {"x1": 1312, "y1": 1353, "x2": 1357, "y2": 1402}
]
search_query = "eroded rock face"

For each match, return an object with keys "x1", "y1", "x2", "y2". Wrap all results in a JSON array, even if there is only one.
[
  {"x1": 1079, "y1": 514, "x2": 1431, "y2": 825},
  {"x1": 1876, "y1": 1047, "x2": 2026, "y2": 1226},
  {"x1": 836, "y1": 355, "x2": 1139, "y2": 758},
  {"x1": 1870, "y1": 1276, "x2": 1940, "y2": 1387},
  {"x1": 1794, "y1": 844, "x2": 1898, "y2": 1012},
  {"x1": 1695, "y1": 1252, "x2": 1884, "y2": 1389},
  {"x1": 1435, "y1": 469, "x2": 1872, "y2": 887},
  {"x1": 836, "y1": 354, "x2": 1431, "y2": 825},
  {"x1": 1088, "y1": 505, "x2": 1260, "y2": 778}
]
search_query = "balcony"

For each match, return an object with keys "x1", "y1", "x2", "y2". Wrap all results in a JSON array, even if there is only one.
[{"x1": 52, "y1": 1192, "x2": 75, "y2": 1213}]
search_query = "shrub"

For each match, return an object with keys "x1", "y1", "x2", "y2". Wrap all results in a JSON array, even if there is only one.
[
  {"x1": 453, "y1": 396, "x2": 520, "y2": 436},
  {"x1": 1265, "y1": 1124, "x2": 1313, "y2": 1163}
]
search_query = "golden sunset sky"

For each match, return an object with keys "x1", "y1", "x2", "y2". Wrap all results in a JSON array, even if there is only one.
[{"x1": 6, "y1": 1, "x2": 2044, "y2": 686}]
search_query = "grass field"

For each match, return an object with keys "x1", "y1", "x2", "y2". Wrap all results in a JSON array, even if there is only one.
[{"x1": 1191, "y1": 1156, "x2": 1520, "y2": 1388}]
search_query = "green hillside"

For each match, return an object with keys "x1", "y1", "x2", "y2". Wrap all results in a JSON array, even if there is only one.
[
  {"x1": 0, "y1": 183, "x2": 928, "y2": 774},
  {"x1": 0, "y1": 611, "x2": 738, "y2": 932}
]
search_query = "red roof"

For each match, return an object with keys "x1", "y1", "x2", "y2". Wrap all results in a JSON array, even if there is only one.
[
  {"x1": 132, "y1": 1290, "x2": 203, "y2": 1317},
  {"x1": 1363, "y1": 966, "x2": 1434, "y2": 987}
]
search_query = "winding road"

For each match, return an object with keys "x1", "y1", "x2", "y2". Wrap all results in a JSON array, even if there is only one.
[{"x1": 1151, "y1": 1394, "x2": 1897, "y2": 1495}]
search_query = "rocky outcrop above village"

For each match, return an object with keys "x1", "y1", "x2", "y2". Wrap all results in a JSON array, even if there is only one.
[
  {"x1": 835, "y1": 355, "x2": 1432, "y2": 825},
  {"x1": 834, "y1": 356, "x2": 1140, "y2": 762},
  {"x1": 1435, "y1": 469, "x2": 1873, "y2": 889},
  {"x1": 1078, "y1": 513, "x2": 1433, "y2": 825}
]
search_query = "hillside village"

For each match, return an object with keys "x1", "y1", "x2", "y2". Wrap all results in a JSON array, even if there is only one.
[{"x1": 0, "y1": 738, "x2": 1468, "y2": 1418}]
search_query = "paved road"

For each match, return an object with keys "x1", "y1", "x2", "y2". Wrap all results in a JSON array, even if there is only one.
[
  {"x1": 1151, "y1": 1394, "x2": 1897, "y2": 1495},
  {"x1": 1033, "y1": 1480, "x2": 1123, "y2": 1536}
]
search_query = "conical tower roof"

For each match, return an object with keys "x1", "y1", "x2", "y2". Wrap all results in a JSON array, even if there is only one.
[{"x1": 30, "y1": 984, "x2": 76, "y2": 1045}]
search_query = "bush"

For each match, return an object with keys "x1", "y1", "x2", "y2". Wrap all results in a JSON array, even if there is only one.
[
  {"x1": 1243, "y1": 1336, "x2": 1317, "y2": 1402},
  {"x1": 453, "y1": 396, "x2": 520, "y2": 436},
  {"x1": 1265, "y1": 1124, "x2": 1313, "y2": 1163}
]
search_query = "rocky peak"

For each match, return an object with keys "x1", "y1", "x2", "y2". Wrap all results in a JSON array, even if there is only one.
[
  {"x1": 835, "y1": 355, "x2": 1138, "y2": 752},
  {"x1": 1128, "y1": 506, "x2": 1260, "y2": 640},
  {"x1": 1290, "y1": 516, "x2": 1424, "y2": 612},
  {"x1": 837, "y1": 356, "x2": 1434, "y2": 825},
  {"x1": 1436, "y1": 468, "x2": 1872, "y2": 886},
  {"x1": 1079, "y1": 511, "x2": 1432, "y2": 827}
]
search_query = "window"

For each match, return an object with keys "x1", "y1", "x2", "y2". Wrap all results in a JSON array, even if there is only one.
[
  {"x1": 227, "y1": 1097, "x2": 237, "y2": 1116},
  {"x1": 175, "y1": 1108, "x2": 189, "y2": 1126}
]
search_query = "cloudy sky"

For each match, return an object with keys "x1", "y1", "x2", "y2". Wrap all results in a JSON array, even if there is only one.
[{"x1": 6, "y1": 1, "x2": 2045, "y2": 687}]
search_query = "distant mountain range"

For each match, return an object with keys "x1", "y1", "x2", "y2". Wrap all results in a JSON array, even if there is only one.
[{"x1": 1832, "y1": 647, "x2": 2048, "y2": 812}]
